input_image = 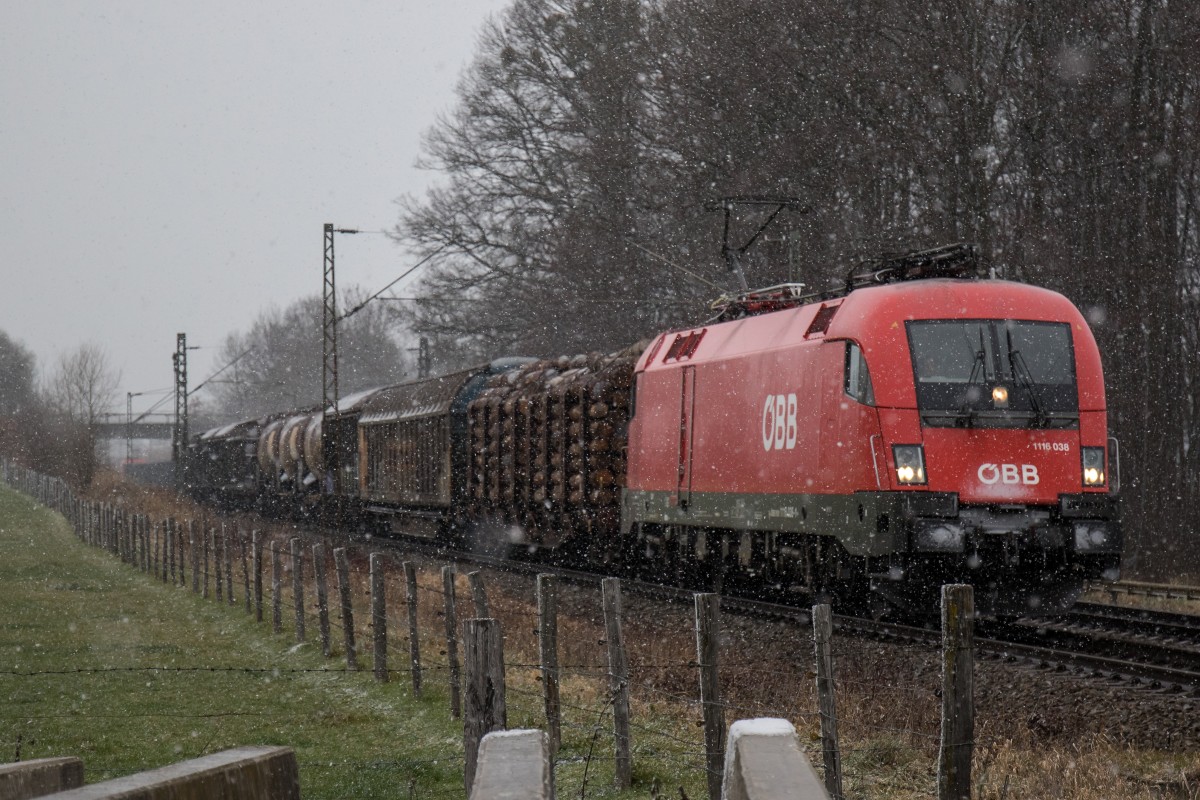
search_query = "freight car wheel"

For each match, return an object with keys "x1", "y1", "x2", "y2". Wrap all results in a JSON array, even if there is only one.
[{"x1": 462, "y1": 515, "x2": 516, "y2": 559}]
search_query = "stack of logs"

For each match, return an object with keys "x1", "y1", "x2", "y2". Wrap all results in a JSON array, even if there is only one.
[{"x1": 468, "y1": 341, "x2": 647, "y2": 549}]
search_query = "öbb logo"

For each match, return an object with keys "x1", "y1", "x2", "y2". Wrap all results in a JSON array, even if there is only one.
[
  {"x1": 977, "y1": 463, "x2": 1040, "y2": 485},
  {"x1": 762, "y1": 394, "x2": 798, "y2": 451}
]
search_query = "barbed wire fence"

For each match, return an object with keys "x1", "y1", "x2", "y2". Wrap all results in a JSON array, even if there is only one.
[{"x1": 2, "y1": 461, "x2": 982, "y2": 799}]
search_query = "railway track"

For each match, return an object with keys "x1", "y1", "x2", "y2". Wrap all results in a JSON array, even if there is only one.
[
  {"x1": 346, "y1": 526, "x2": 1200, "y2": 697},
  {"x1": 1090, "y1": 579, "x2": 1200, "y2": 604},
  {"x1": 1059, "y1": 601, "x2": 1200, "y2": 644},
  {"x1": 246, "y1": 513, "x2": 1200, "y2": 698}
]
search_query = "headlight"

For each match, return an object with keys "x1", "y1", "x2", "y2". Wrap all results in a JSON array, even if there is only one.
[
  {"x1": 1081, "y1": 446, "x2": 1106, "y2": 487},
  {"x1": 893, "y1": 444, "x2": 927, "y2": 485}
]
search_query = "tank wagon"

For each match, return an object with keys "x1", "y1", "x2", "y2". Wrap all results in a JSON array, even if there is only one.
[{"x1": 189, "y1": 244, "x2": 1120, "y2": 616}]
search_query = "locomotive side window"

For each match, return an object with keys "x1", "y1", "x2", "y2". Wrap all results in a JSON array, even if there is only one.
[
  {"x1": 907, "y1": 320, "x2": 1078, "y2": 428},
  {"x1": 844, "y1": 342, "x2": 875, "y2": 406}
]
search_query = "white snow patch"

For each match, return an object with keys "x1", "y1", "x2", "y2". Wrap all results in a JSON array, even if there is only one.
[{"x1": 728, "y1": 718, "x2": 795, "y2": 744}]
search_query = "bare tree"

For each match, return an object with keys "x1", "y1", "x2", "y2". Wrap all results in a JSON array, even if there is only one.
[
  {"x1": 43, "y1": 343, "x2": 122, "y2": 428},
  {"x1": 395, "y1": 0, "x2": 670, "y2": 363},
  {"x1": 35, "y1": 343, "x2": 122, "y2": 487},
  {"x1": 206, "y1": 288, "x2": 408, "y2": 421}
]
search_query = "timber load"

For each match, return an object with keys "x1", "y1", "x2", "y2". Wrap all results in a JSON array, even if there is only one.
[{"x1": 467, "y1": 340, "x2": 647, "y2": 553}]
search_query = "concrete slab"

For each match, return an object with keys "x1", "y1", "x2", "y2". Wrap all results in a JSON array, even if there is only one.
[
  {"x1": 0, "y1": 757, "x2": 84, "y2": 800},
  {"x1": 469, "y1": 730, "x2": 552, "y2": 800},
  {"x1": 721, "y1": 719, "x2": 829, "y2": 800},
  {"x1": 40, "y1": 746, "x2": 298, "y2": 800}
]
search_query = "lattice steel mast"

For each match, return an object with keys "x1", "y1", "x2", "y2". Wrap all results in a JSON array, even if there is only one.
[
  {"x1": 172, "y1": 332, "x2": 188, "y2": 490},
  {"x1": 323, "y1": 223, "x2": 358, "y2": 493}
]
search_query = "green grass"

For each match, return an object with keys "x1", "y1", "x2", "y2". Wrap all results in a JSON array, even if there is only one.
[
  {"x1": 0, "y1": 485, "x2": 466, "y2": 798},
  {"x1": 0, "y1": 484, "x2": 711, "y2": 799}
]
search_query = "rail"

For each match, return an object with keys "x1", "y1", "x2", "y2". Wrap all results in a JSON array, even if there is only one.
[{"x1": 1091, "y1": 579, "x2": 1200, "y2": 603}]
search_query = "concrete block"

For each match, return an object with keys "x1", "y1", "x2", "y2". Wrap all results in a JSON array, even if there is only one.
[
  {"x1": 721, "y1": 719, "x2": 829, "y2": 800},
  {"x1": 0, "y1": 757, "x2": 84, "y2": 800},
  {"x1": 469, "y1": 730, "x2": 552, "y2": 800},
  {"x1": 40, "y1": 746, "x2": 298, "y2": 800}
]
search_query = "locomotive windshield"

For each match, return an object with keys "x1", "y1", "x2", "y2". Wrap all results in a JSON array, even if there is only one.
[{"x1": 907, "y1": 320, "x2": 1078, "y2": 428}]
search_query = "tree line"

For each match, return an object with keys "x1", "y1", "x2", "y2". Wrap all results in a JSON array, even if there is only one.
[
  {"x1": 0, "y1": 332, "x2": 121, "y2": 487},
  {"x1": 0, "y1": 288, "x2": 406, "y2": 488},
  {"x1": 395, "y1": 0, "x2": 1200, "y2": 576}
]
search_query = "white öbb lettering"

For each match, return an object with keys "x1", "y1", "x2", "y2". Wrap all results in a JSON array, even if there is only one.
[
  {"x1": 762, "y1": 394, "x2": 798, "y2": 451},
  {"x1": 977, "y1": 463, "x2": 1040, "y2": 485}
]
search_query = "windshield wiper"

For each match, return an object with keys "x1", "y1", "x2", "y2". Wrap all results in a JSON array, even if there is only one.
[
  {"x1": 955, "y1": 330, "x2": 988, "y2": 428},
  {"x1": 1006, "y1": 328, "x2": 1048, "y2": 428}
]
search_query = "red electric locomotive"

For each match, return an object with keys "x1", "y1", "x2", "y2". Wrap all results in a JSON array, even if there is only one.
[{"x1": 622, "y1": 245, "x2": 1120, "y2": 615}]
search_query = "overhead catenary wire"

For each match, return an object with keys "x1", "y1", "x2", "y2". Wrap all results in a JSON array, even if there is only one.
[
  {"x1": 338, "y1": 243, "x2": 448, "y2": 323},
  {"x1": 188, "y1": 346, "x2": 254, "y2": 398},
  {"x1": 624, "y1": 238, "x2": 728, "y2": 293},
  {"x1": 377, "y1": 294, "x2": 697, "y2": 306}
]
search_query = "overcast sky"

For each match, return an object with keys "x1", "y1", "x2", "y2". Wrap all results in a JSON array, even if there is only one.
[{"x1": 0, "y1": 1, "x2": 504, "y2": 418}]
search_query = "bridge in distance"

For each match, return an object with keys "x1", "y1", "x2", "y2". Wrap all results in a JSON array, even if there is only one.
[
  {"x1": 94, "y1": 412, "x2": 224, "y2": 441},
  {"x1": 94, "y1": 413, "x2": 175, "y2": 440}
]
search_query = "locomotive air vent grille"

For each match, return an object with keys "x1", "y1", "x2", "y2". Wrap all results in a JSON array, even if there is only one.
[
  {"x1": 663, "y1": 328, "x2": 707, "y2": 362},
  {"x1": 805, "y1": 303, "x2": 840, "y2": 337}
]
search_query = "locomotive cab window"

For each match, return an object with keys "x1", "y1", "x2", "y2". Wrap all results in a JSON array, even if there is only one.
[
  {"x1": 844, "y1": 341, "x2": 875, "y2": 406},
  {"x1": 907, "y1": 319, "x2": 1078, "y2": 428}
]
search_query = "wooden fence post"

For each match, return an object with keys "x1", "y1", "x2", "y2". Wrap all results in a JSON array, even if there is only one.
[
  {"x1": 468, "y1": 571, "x2": 489, "y2": 618},
  {"x1": 252, "y1": 531, "x2": 263, "y2": 623},
  {"x1": 335, "y1": 547, "x2": 358, "y2": 671},
  {"x1": 463, "y1": 617, "x2": 506, "y2": 795},
  {"x1": 291, "y1": 538, "x2": 305, "y2": 643},
  {"x1": 695, "y1": 593, "x2": 725, "y2": 800},
  {"x1": 224, "y1": 525, "x2": 235, "y2": 606},
  {"x1": 536, "y1": 573, "x2": 561, "y2": 760},
  {"x1": 167, "y1": 519, "x2": 175, "y2": 584},
  {"x1": 242, "y1": 529, "x2": 251, "y2": 614},
  {"x1": 813, "y1": 603, "x2": 844, "y2": 800},
  {"x1": 938, "y1": 584, "x2": 975, "y2": 800},
  {"x1": 202, "y1": 525, "x2": 210, "y2": 599},
  {"x1": 441, "y1": 566, "x2": 461, "y2": 719},
  {"x1": 314, "y1": 544, "x2": 332, "y2": 657},
  {"x1": 190, "y1": 520, "x2": 199, "y2": 593},
  {"x1": 140, "y1": 516, "x2": 149, "y2": 573},
  {"x1": 214, "y1": 527, "x2": 223, "y2": 601},
  {"x1": 602, "y1": 577, "x2": 632, "y2": 790},
  {"x1": 370, "y1": 554, "x2": 388, "y2": 682},
  {"x1": 177, "y1": 520, "x2": 186, "y2": 587},
  {"x1": 271, "y1": 541, "x2": 283, "y2": 634},
  {"x1": 404, "y1": 561, "x2": 422, "y2": 698},
  {"x1": 175, "y1": 519, "x2": 183, "y2": 585},
  {"x1": 153, "y1": 521, "x2": 161, "y2": 580}
]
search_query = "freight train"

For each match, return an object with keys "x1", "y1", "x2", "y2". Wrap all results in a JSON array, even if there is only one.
[{"x1": 188, "y1": 244, "x2": 1121, "y2": 616}]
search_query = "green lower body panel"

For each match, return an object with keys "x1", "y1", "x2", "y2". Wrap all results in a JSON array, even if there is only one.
[{"x1": 621, "y1": 488, "x2": 946, "y2": 557}]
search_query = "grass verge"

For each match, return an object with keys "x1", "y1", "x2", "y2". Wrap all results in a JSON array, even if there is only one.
[{"x1": 0, "y1": 485, "x2": 467, "y2": 798}]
